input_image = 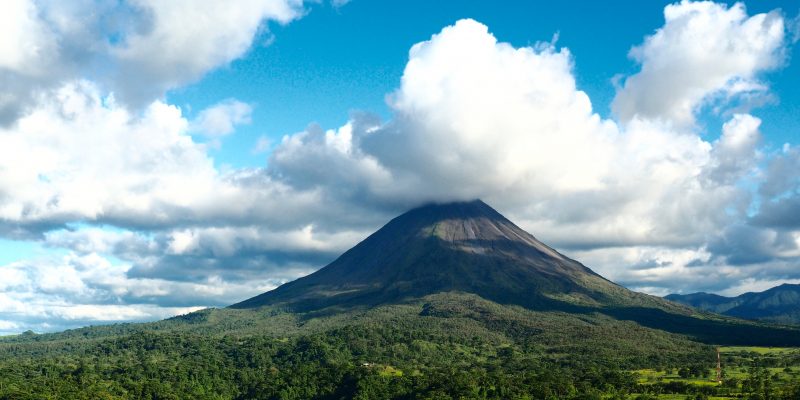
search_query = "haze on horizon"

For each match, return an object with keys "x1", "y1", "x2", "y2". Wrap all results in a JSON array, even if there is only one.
[{"x1": 1, "y1": 0, "x2": 799, "y2": 334}]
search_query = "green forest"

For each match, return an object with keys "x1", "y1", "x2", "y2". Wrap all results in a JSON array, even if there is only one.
[{"x1": 1, "y1": 293, "x2": 799, "y2": 399}]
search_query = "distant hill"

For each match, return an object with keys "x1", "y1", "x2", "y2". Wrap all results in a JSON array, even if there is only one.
[{"x1": 666, "y1": 283, "x2": 800, "y2": 325}]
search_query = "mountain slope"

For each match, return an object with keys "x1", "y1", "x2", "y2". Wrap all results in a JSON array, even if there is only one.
[
  {"x1": 664, "y1": 292, "x2": 741, "y2": 314},
  {"x1": 667, "y1": 283, "x2": 800, "y2": 324},
  {"x1": 234, "y1": 200, "x2": 668, "y2": 311}
]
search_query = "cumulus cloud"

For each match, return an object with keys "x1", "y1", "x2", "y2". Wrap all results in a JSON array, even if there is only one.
[
  {"x1": 0, "y1": 82, "x2": 377, "y2": 238},
  {"x1": 0, "y1": 247, "x2": 299, "y2": 333},
  {"x1": 760, "y1": 145, "x2": 800, "y2": 197},
  {"x1": 612, "y1": 1, "x2": 785, "y2": 126},
  {"x1": 0, "y1": 252, "x2": 203, "y2": 333},
  {"x1": 0, "y1": 0, "x2": 54, "y2": 73},
  {"x1": 707, "y1": 145, "x2": 800, "y2": 274},
  {"x1": 572, "y1": 244, "x2": 800, "y2": 297},
  {"x1": 252, "y1": 135, "x2": 273, "y2": 154},
  {"x1": 0, "y1": 81, "x2": 218, "y2": 234},
  {"x1": 110, "y1": 0, "x2": 305, "y2": 105},
  {"x1": 791, "y1": 13, "x2": 800, "y2": 43},
  {"x1": 0, "y1": 221, "x2": 371, "y2": 332},
  {"x1": 360, "y1": 19, "x2": 618, "y2": 203},
  {"x1": 0, "y1": 0, "x2": 93, "y2": 123},
  {"x1": 703, "y1": 114, "x2": 761, "y2": 184},
  {"x1": 190, "y1": 99, "x2": 253, "y2": 137},
  {"x1": 0, "y1": 0, "x2": 306, "y2": 124}
]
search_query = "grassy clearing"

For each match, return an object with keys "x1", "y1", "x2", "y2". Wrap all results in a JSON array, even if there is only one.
[
  {"x1": 719, "y1": 346, "x2": 796, "y2": 355},
  {"x1": 626, "y1": 396, "x2": 733, "y2": 400},
  {"x1": 628, "y1": 396, "x2": 708, "y2": 400},
  {"x1": 631, "y1": 346, "x2": 800, "y2": 399},
  {"x1": 634, "y1": 368, "x2": 719, "y2": 385},
  {"x1": 377, "y1": 365, "x2": 403, "y2": 377}
]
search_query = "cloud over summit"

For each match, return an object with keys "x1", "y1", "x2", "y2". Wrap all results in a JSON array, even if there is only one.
[{"x1": 270, "y1": 17, "x2": 758, "y2": 252}]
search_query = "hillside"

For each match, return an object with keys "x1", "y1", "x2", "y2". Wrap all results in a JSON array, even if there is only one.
[{"x1": 667, "y1": 283, "x2": 800, "y2": 325}]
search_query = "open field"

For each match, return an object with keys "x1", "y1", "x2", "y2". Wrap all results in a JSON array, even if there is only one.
[
  {"x1": 630, "y1": 346, "x2": 800, "y2": 399},
  {"x1": 720, "y1": 346, "x2": 798, "y2": 355}
]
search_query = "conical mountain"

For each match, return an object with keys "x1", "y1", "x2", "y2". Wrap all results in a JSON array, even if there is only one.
[
  {"x1": 231, "y1": 200, "x2": 800, "y2": 346},
  {"x1": 234, "y1": 200, "x2": 667, "y2": 312}
]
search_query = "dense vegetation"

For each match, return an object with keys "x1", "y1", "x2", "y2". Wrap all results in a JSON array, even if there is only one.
[{"x1": 2, "y1": 293, "x2": 798, "y2": 399}]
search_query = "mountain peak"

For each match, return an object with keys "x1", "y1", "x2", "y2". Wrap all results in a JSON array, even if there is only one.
[
  {"x1": 401, "y1": 199, "x2": 497, "y2": 219},
  {"x1": 402, "y1": 199, "x2": 570, "y2": 262},
  {"x1": 231, "y1": 200, "x2": 627, "y2": 311},
  {"x1": 775, "y1": 283, "x2": 799, "y2": 289},
  {"x1": 667, "y1": 283, "x2": 800, "y2": 325}
]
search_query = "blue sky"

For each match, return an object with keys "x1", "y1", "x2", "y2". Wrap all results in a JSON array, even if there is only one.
[{"x1": 1, "y1": 0, "x2": 799, "y2": 334}]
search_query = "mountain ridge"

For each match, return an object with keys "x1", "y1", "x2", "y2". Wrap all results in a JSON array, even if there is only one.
[{"x1": 666, "y1": 283, "x2": 800, "y2": 325}]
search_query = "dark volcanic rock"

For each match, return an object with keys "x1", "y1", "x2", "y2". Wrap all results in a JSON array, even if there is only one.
[{"x1": 233, "y1": 201, "x2": 681, "y2": 313}]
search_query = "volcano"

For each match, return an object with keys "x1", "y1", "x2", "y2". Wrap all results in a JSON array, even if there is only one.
[
  {"x1": 233, "y1": 200, "x2": 629, "y2": 310},
  {"x1": 231, "y1": 200, "x2": 800, "y2": 346}
]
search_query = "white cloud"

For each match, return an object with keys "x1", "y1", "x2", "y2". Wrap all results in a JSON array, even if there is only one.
[
  {"x1": 164, "y1": 225, "x2": 365, "y2": 257},
  {"x1": 0, "y1": 82, "x2": 344, "y2": 235},
  {"x1": 252, "y1": 135, "x2": 273, "y2": 154},
  {"x1": 719, "y1": 277, "x2": 800, "y2": 297},
  {"x1": 0, "y1": 320, "x2": 20, "y2": 333},
  {"x1": 0, "y1": 81, "x2": 396, "y2": 242},
  {"x1": 612, "y1": 1, "x2": 785, "y2": 126},
  {"x1": 365, "y1": 19, "x2": 618, "y2": 198},
  {"x1": 111, "y1": 0, "x2": 305, "y2": 105},
  {"x1": 704, "y1": 113, "x2": 761, "y2": 184},
  {"x1": 568, "y1": 245, "x2": 797, "y2": 297},
  {"x1": 790, "y1": 13, "x2": 800, "y2": 44},
  {"x1": 0, "y1": 81, "x2": 218, "y2": 230},
  {"x1": 0, "y1": 0, "x2": 307, "y2": 124},
  {"x1": 0, "y1": 0, "x2": 54, "y2": 74},
  {"x1": 190, "y1": 99, "x2": 253, "y2": 138},
  {"x1": 0, "y1": 250, "x2": 288, "y2": 332}
]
